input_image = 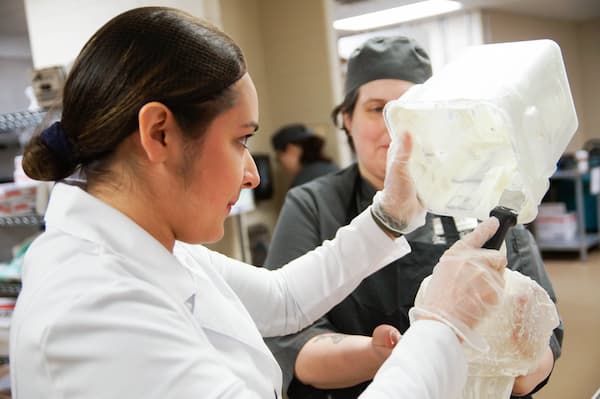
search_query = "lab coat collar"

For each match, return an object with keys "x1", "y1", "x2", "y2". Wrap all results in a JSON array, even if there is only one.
[
  {"x1": 44, "y1": 182, "x2": 196, "y2": 306},
  {"x1": 175, "y1": 244, "x2": 283, "y2": 362}
]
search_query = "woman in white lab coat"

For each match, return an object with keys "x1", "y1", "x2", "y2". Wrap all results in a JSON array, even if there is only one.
[{"x1": 10, "y1": 7, "x2": 506, "y2": 399}]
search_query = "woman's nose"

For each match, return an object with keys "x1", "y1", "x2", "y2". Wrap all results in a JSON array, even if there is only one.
[{"x1": 243, "y1": 152, "x2": 260, "y2": 189}]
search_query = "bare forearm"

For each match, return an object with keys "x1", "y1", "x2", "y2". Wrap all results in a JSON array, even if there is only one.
[{"x1": 295, "y1": 333, "x2": 385, "y2": 389}]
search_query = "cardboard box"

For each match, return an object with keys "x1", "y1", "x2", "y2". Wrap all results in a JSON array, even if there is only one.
[
  {"x1": 535, "y1": 212, "x2": 577, "y2": 242},
  {"x1": 0, "y1": 183, "x2": 38, "y2": 216},
  {"x1": 538, "y1": 202, "x2": 567, "y2": 216}
]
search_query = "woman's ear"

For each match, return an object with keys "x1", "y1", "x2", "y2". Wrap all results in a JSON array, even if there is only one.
[
  {"x1": 342, "y1": 112, "x2": 352, "y2": 136},
  {"x1": 138, "y1": 102, "x2": 175, "y2": 163}
]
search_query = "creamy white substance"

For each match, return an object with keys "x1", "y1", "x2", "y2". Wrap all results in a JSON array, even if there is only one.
[{"x1": 386, "y1": 102, "x2": 536, "y2": 223}]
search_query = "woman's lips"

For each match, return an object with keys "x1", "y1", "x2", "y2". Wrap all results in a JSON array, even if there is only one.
[{"x1": 227, "y1": 198, "x2": 239, "y2": 214}]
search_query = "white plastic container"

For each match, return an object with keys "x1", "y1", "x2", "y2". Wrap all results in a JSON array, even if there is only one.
[{"x1": 384, "y1": 39, "x2": 578, "y2": 223}]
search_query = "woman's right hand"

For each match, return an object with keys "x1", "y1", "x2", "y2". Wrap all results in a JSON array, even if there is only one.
[{"x1": 410, "y1": 217, "x2": 507, "y2": 350}]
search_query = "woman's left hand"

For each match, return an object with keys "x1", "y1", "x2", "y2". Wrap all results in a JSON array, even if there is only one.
[{"x1": 371, "y1": 324, "x2": 402, "y2": 362}]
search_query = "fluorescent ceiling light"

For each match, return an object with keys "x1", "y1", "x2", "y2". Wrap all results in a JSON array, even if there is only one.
[{"x1": 333, "y1": 0, "x2": 463, "y2": 31}]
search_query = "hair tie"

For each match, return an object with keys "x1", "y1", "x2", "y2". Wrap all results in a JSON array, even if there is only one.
[{"x1": 40, "y1": 121, "x2": 74, "y2": 162}]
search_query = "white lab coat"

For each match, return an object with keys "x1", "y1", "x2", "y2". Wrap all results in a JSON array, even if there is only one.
[{"x1": 10, "y1": 182, "x2": 467, "y2": 398}]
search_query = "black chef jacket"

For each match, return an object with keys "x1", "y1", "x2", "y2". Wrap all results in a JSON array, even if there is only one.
[{"x1": 264, "y1": 164, "x2": 563, "y2": 399}]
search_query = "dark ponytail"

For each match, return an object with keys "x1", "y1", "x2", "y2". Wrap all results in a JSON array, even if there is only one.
[{"x1": 23, "y1": 7, "x2": 246, "y2": 182}]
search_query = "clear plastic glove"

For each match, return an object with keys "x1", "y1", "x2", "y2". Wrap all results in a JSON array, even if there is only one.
[
  {"x1": 409, "y1": 217, "x2": 506, "y2": 351},
  {"x1": 372, "y1": 131, "x2": 426, "y2": 234}
]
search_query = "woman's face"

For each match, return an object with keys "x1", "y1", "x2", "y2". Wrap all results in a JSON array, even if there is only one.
[
  {"x1": 343, "y1": 79, "x2": 415, "y2": 190},
  {"x1": 173, "y1": 74, "x2": 260, "y2": 244},
  {"x1": 276, "y1": 143, "x2": 302, "y2": 175}
]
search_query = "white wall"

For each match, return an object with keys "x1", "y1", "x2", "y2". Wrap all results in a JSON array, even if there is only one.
[
  {"x1": 0, "y1": 35, "x2": 33, "y2": 113},
  {"x1": 24, "y1": 0, "x2": 212, "y2": 69}
]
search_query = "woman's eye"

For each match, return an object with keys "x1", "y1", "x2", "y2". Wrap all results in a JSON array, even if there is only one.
[
  {"x1": 239, "y1": 134, "x2": 252, "y2": 148},
  {"x1": 370, "y1": 106, "x2": 384, "y2": 113}
]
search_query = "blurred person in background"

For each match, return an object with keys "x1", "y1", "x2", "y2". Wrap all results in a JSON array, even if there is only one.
[
  {"x1": 271, "y1": 123, "x2": 339, "y2": 188},
  {"x1": 264, "y1": 35, "x2": 563, "y2": 399}
]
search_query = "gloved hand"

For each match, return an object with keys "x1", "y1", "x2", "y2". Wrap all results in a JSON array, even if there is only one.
[
  {"x1": 372, "y1": 131, "x2": 426, "y2": 235},
  {"x1": 371, "y1": 324, "x2": 402, "y2": 363},
  {"x1": 409, "y1": 217, "x2": 507, "y2": 351}
]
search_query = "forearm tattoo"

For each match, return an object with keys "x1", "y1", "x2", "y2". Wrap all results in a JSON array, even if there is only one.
[{"x1": 312, "y1": 333, "x2": 347, "y2": 345}]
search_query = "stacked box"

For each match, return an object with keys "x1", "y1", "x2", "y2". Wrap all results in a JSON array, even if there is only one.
[
  {"x1": 535, "y1": 202, "x2": 577, "y2": 241},
  {"x1": 0, "y1": 183, "x2": 38, "y2": 216}
]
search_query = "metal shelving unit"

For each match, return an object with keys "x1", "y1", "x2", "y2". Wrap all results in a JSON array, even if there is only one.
[
  {"x1": 0, "y1": 110, "x2": 46, "y2": 133},
  {"x1": 0, "y1": 111, "x2": 47, "y2": 264},
  {"x1": 0, "y1": 214, "x2": 43, "y2": 227},
  {"x1": 537, "y1": 168, "x2": 600, "y2": 261}
]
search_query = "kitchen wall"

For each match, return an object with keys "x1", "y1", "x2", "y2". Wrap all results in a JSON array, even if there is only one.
[
  {"x1": 217, "y1": 0, "x2": 342, "y2": 263},
  {"x1": 23, "y1": 0, "x2": 215, "y2": 69},
  {"x1": 579, "y1": 17, "x2": 600, "y2": 149},
  {"x1": 0, "y1": 36, "x2": 32, "y2": 114}
]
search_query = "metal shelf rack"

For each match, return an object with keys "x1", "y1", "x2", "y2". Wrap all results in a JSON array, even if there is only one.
[
  {"x1": 0, "y1": 110, "x2": 46, "y2": 133},
  {"x1": 537, "y1": 168, "x2": 600, "y2": 261},
  {"x1": 0, "y1": 214, "x2": 44, "y2": 227}
]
